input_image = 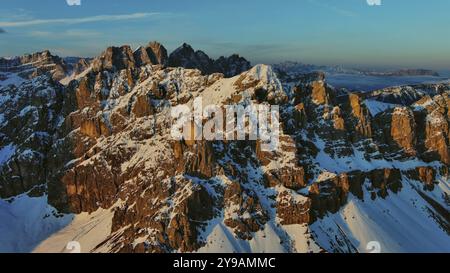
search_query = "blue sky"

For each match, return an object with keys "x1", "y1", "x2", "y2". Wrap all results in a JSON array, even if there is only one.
[{"x1": 0, "y1": 0, "x2": 449, "y2": 70}]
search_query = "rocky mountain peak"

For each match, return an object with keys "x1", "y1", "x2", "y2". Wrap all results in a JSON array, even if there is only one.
[
  {"x1": 147, "y1": 41, "x2": 168, "y2": 66},
  {"x1": 133, "y1": 41, "x2": 168, "y2": 67},
  {"x1": 294, "y1": 72, "x2": 335, "y2": 105},
  {"x1": 0, "y1": 50, "x2": 68, "y2": 81},
  {"x1": 168, "y1": 43, "x2": 214, "y2": 74},
  {"x1": 390, "y1": 106, "x2": 417, "y2": 155},
  {"x1": 92, "y1": 45, "x2": 136, "y2": 72},
  {"x1": 168, "y1": 43, "x2": 252, "y2": 78},
  {"x1": 214, "y1": 54, "x2": 251, "y2": 77}
]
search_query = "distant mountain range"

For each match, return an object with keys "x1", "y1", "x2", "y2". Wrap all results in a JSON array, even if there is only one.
[
  {"x1": 273, "y1": 61, "x2": 441, "y2": 78},
  {"x1": 273, "y1": 61, "x2": 447, "y2": 92}
]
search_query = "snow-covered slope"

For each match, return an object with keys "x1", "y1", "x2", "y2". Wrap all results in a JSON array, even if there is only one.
[
  {"x1": 312, "y1": 182, "x2": 450, "y2": 253},
  {"x1": 0, "y1": 194, "x2": 72, "y2": 253},
  {"x1": 33, "y1": 207, "x2": 114, "y2": 253}
]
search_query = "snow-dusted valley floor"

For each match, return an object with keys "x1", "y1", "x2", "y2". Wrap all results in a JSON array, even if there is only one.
[
  {"x1": 2, "y1": 178, "x2": 449, "y2": 253},
  {"x1": 312, "y1": 187, "x2": 450, "y2": 253},
  {"x1": 33, "y1": 208, "x2": 114, "y2": 253},
  {"x1": 0, "y1": 194, "x2": 72, "y2": 252},
  {"x1": 0, "y1": 194, "x2": 113, "y2": 253}
]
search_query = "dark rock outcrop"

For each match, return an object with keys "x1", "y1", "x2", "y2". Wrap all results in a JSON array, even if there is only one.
[
  {"x1": 0, "y1": 50, "x2": 69, "y2": 81},
  {"x1": 277, "y1": 189, "x2": 311, "y2": 225},
  {"x1": 168, "y1": 43, "x2": 251, "y2": 77},
  {"x1": 133, "y1": 41, "x2": 168, "y2": 67}
]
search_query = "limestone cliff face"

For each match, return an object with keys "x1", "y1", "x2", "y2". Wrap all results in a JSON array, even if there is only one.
[
  {"x1": 411, "y1": 93, "x2": 450, "y2": 164},
  {"x1": 425, "y1": 108, "x2": 450, "y2": 164},
  {"x1": 390, "y1": 107, "x2": 417, "y2": 155},
  {"x1": 92, "y1": 46, "x2": 136, "y2": 72},
  {"x1": 168, "y1": 43, "x2": 252, "y2": 78},
  {"x1": 276, "y1": 189, "x2": 311, "y2": 225},
  {"x1": 133, "y1": 41, "x2": 168, "y2": 67},
  {"x1": 293, "y1": 72, "x2": 334, "y2": 106},
  {"x1": 347, "y1": 93, "x2": 372, "y2": 139},
  {"x1": 0, "y1": 76, "x2": 65, "y2": 198},
  {"x1": 309, "y1": 173, "x2": 350, "y2": 218},
  {"x1": 0, "y1": 50, "x2": 83, "y2": 82}
]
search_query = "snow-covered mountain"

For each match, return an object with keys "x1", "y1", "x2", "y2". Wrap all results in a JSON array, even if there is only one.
[
  {"x1": 0, "y1": 42, "x2": 449, "y2": 253},
  {"x1": 0, "y1": 50, "x2": 91, "y2": 84},
  {"x1": 273, "y1": 61, "x2": 448, "y2": 92}
]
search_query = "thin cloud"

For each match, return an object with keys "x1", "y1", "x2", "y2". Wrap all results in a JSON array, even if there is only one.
[
  {"x1": 307, "y1": 0, "x2": 358, "y2": 18},
  {"x1": 0, "y1": 12, "x2": 167, "y2": 28},
  {"x1": 29, "y1": 29, "x2": 100, "y2": 38}
]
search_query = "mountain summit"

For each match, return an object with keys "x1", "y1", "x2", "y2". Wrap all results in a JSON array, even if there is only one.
[{"x1": 168, "y1": 43, "x2": 251, "y2": 77}]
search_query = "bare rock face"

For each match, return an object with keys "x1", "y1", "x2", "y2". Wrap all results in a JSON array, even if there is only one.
[
  {"x1": 293, "y1": 103, "x2": 307, "y2": 128},
  {"x1": 0, "y1": 75, "x2": 65, "y2": 198},
  {"x1": 70, "y1": 58, "x2": 91, "y2": 76},
  {"x1": 173, "y1": 140, "x2": 217, "y2": 179},
  {"x1": 213, "y1": 54, "x2": 251, "y2": 77},
  {"x1": 311, "y1": 81, "x2": 330, "y2": 105},
  {"x1": 168, "y1": 43, "x2": 252, "y2": 78},
  {"x1": 223, "y1": 181, "x2": 268, "y2": 240},
  {"x1": 405, "y1": 167, "x2": 435, "y2": 191},
  {"x1": 108, "y1": 176, "x2": 215, "y2": 253},
  {"x1": 347, "y1": 171, "x2": 365, "y2": 199},
  {"x1": 0, "y1": 50, "x2": 69, "y2": 81},
  {"x1": 367, "y1": 168, "x2": 402, "y2": 199},
  {"x1": 166, "y1": 183, "x2": 214, "y2": 251},
  {"x1": 277, "y1": 188, "x2": 311, "y2": 225},
  {"x1": 131, "y1": 94, "x2": 153, "y2": 118},
  {"x1": 347, "y1": 93, "x2": 372, "y2": 139},
  {"x1": 425, "y1": 109, "x2": 449, "y2": 164},
  {"x1": 79, "y1": 117, "x2": 110, "y2": 138},
  {"x1": 294, "y1": 72, "x2": 334, "y2": 106},
  {"x1": 416, "y1": 166, "x2": 437, "y2": 191},
  {"x1": 133, "y1": 41, "x2": 168, "y2": 67},
  {"x1": 292, "y1": 73, "x2": 358, "y2": 159},
  {"x1": 264, "y1": 166, "x2": 306, "y2": 190},
  {"x1": 309, "y1": 173, "x2": 350, "y2": 218},
  {"x1": 133, "y1": 47, "x2": 153, "y2": 67},
  {"x1": 92, "y1": 46, "x2": 136, "y2": 72},
  {"x1": 148, "y1": 42, "x2": 169, "y2": 66},
  {"x1": 169, "y1": 43, "x2": 214, "y2": 75},
  {"x1": 75, "y1": 77, "x2": 97, "y2": 109},
  {"x1": 257, "y1": 135, "x2": 307, "y2": 190},
  {"x1": 88, "y1": 41, "x2": 168, "y2": 75},
  {"x1": 332, "y1": 106, "x2": 345, "y2": 130},
  {"x1": 62, "y1": 159, "x2": 121, "y2": 213},
  {"x1": 390, "y1": 107, "x2": 417, "y2": 155},
  {"x1": 411, "y1": 93, "x2": 450, "y2": 164},
  {"x1": 310, "y1": 168, "x2": 402, "y2": 206}
]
